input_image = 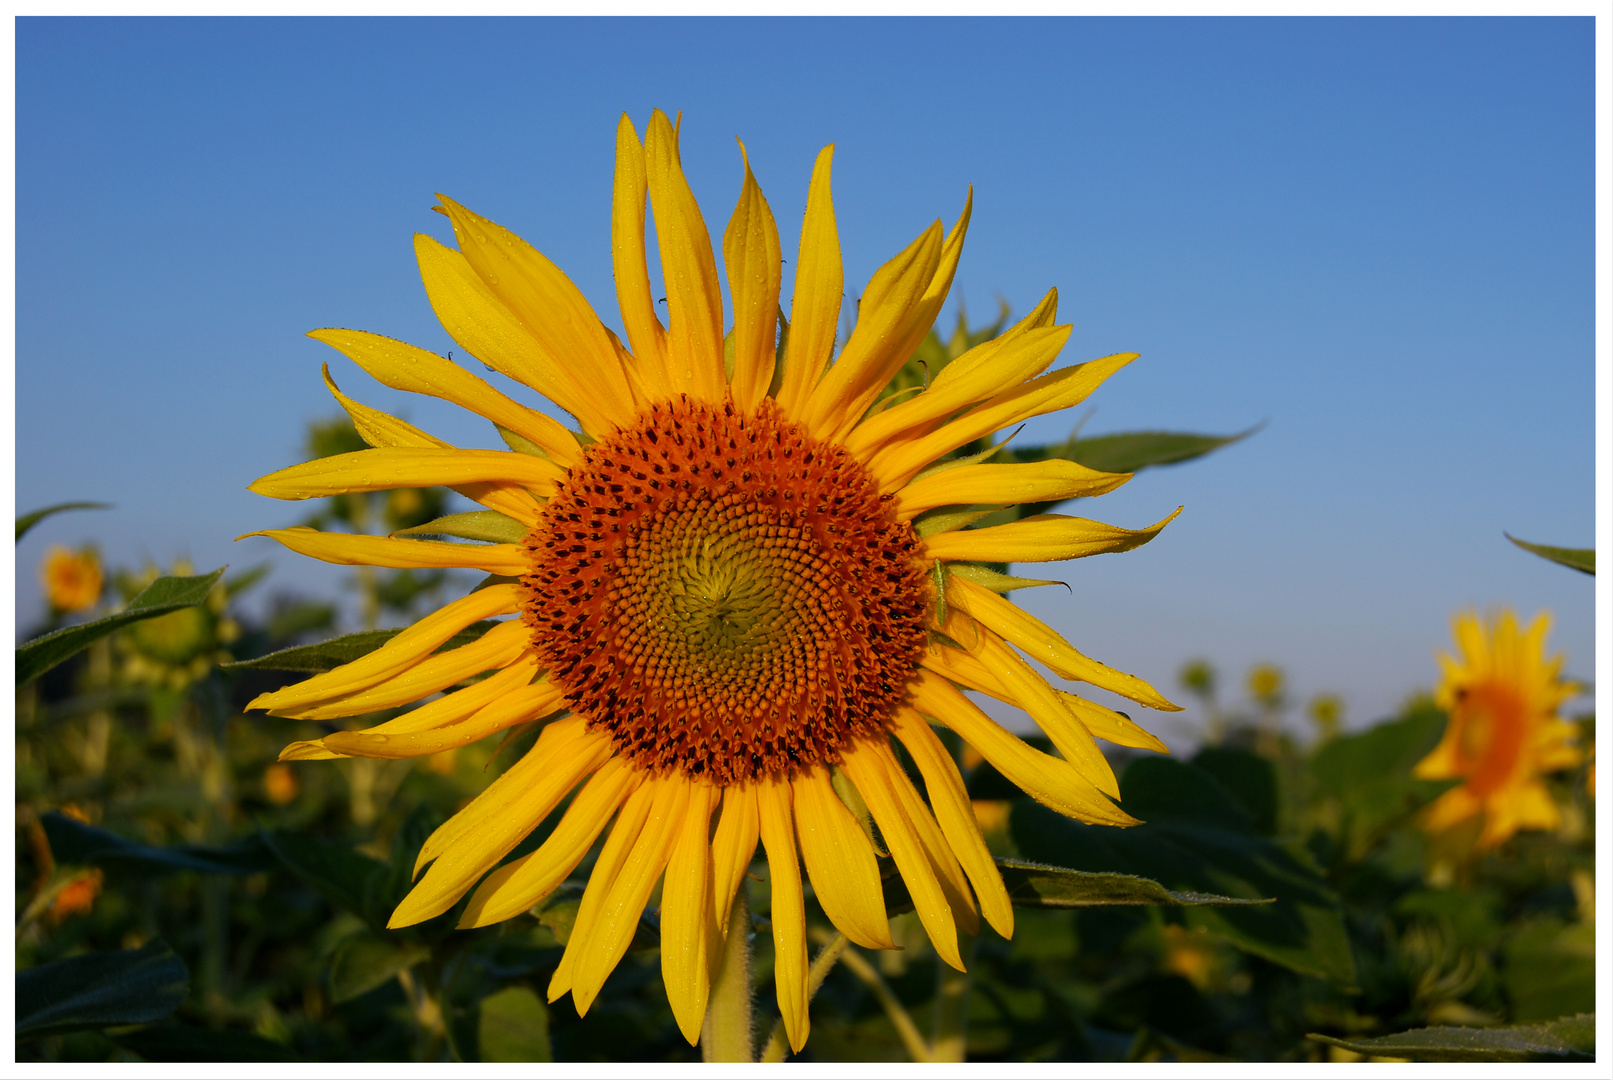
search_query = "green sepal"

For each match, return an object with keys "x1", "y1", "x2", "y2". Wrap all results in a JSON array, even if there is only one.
[
  {"x1": 495, "y1": 425, "x2": 553, "y2": 460},
  {"x1": 223, "y1": 620, "x2": 499, "y2": 673},
  {"x1": 946, "y1": 562, "x2": 1063, "y2": 593},
  {"x1": 393, "y1": 510, "x2": 529, "y2": 544},
  {"x1": 913, "y1": 507, "x2": 994, "y2": 540},
  {"x1": 1506, "y1": 534, "x2": 1594, "y2": 575},
  {"x1": 910, "y1": 426, "x2": 1022, "y2": 483},
  {"x1": 1017, "y1": 424, "x2": 1260, "y2": 475},
  {"x1": 1306, "y1": 1014, "x2": 1593, "y2": 1063}
]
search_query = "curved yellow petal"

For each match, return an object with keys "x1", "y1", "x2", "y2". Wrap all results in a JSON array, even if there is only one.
[
  {"x1": 307, "y1": 327, "x2": 580, "y2": 468},
  {"x1": 661, "y1": 783, "x2": 721, "y2": 1045},
  {"x1": 895, "y1": 459, "x2": 1131, "y2": 519},
  {"x1": 244, "y1": 527, "x2": 527, "y2": 577},
  {"x1": 837, "y1": 743, "x2": 963, "y2": 970},
  {"x1": 723, "y1": 140, "x2": 782, "y2": 412},
  {"x1": 776, "y1": 145, "x2": 841, "y2": 420},
  {"x1": 925, "y1": 507, "x2": 1180, "y2": 565},
  {"x1": 324, "y1": 676, "x2": 565, "y2": 758},
  {"x1": 709, "y1": 782, "x2": 760, "y2": 931},
  {"x1": 612, "y1": 113, "x2": 670, "y2": 394},
  {"x1": 645, "y1": 110, "x2": 725, "y2": 402},
  {"x1": 790, "y1": 766, "x2": 895, "y2": 950},
  {"x1": 249, "y1": 446, "x2": 562, "y2": 501},
  {"x1": 758, "y1": 773, "x2": 809, "y2": 1054},
  {"x1": 891, "y1": 707, "x2": 1013, "y2": 939},
  {"x1": 1059, "y1": 691, "x2": 1170, "y2": 754},
  {"x1": 459, "y1": 756, "x2": 642, "y2": 928},
  {"x1": 862, "y1": 737, "x2": 980, "y2": 938}
]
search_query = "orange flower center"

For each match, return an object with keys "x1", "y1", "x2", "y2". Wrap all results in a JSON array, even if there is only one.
[
  {"x1": 523, "y1": 396, "x2": 930, "y2": 783},
  {"x1": 1453, "y1": 681, "x2": 1529, "y2": 797}
]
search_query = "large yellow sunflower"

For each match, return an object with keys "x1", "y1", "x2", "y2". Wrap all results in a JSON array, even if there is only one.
[
  {"x1": 1414, "y1": 609, "x2": 1579, "y2": 850},
  {"x1": 246, "y1": 110, "x2": 1178, "y2": 1050}
]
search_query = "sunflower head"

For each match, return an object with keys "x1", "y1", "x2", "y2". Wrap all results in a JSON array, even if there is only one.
[
  {"x1": 247, "y1": 109, "x2": 1180, "y2": 1051},
  {"x1": 41, "y1": 545, "x2": 103, "y2": 615},
  {"x1": 1413, "y1": 609, "x2": 1580, "y2": 850}
]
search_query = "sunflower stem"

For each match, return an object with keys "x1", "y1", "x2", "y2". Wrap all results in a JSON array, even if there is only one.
[
  {"x1": 702, "y1": 885, "x2": 754, "y2": 1062},
  {"x1": 758, "y1": 929, "x2": 848, "y2": 1062},
  {"x1": 930, "y1": 930, "x2": 976, "y2": 1062}
]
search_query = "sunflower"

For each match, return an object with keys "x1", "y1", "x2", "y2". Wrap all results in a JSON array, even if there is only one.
[
  {"x1": 246, "y1": 110, "x2": 1178, "y2": 1050},
  {"x1": 1414, "y1": 610, "x2": 1580, "y2": 850},
  {"x1": 41, "y1": 545, "x2": 103, "y2": 614}
]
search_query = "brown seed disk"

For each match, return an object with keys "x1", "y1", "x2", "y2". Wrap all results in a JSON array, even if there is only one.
[{"x1": 522, "y1": 396, "x2": 930, "y2": 784}]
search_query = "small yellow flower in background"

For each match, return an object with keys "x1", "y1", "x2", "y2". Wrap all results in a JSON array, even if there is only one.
[
  {"x1": 1247, "y1": 663, "x2": 1284, "y2": 708},
  {"x1": 245, "y1": 110, "x2": 1179, "y2": 1051},
  {"x1": 1413, "y1": 610, "x2": 1580, "y2": 850},
  {"x1": 42, "y1": 545, "x2": 103, "y2": 614},
  {"x1": 48, "y1": 868, "x2": 106, "y2": 924},
  {"x1": 264, "y1": 763, "x2": 300, "y2": 805}
]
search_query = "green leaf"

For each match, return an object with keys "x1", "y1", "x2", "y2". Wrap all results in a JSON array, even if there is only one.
[
  {"x1": 16, "y1": 567, "x2": 226, "y2": 686},
  {"x1": 477, "y1": 985, "x2": 553, "y2": 1062},
  {"x1": 996, "y1": 859, "x2": 1274, "y2": 908},
  {"x1": 1505, "y1": 919, "x2": 1595, "y2": 1023},
  {"x1": 16, "y1": 939, "x2": 189, "y2": 1040},
  {"x1": 1505, "y1": 534, "x2": 1594, "y2": 575},
  {"x1": 260, "y1": 830, "x2": 391, "y2": 929},
  {"x1": 16, "y1": 501, "x2": 111, "y2": 542},
  {"x1": 1011, "y1": 757, "x2": 1358, "y2": 988},
  {"x1": 329, "y1": 932, "x2": 431, "y2": 1004},
  {"x1": 1191, "y1": 747, "x2": 1278, "y2": 835},
  {"x1": 223, "y1": 620, "x2": 499, "y2": 673},
  {"x1": 1309, "y1": 704, "x2": 1451, "y2": 860},
  {"x1": 110, "y1": 1024, "x2": 304, "y2": 1062},
  {"x1": 1040, "y1": 425, "x2": 1259, "y2": 475},
  {"x1": 394, "y1": 510, "x2": 529, "y2": 545},
  {"x1": 40, "y1": 812, "x2": 274, "y2": 875},
  {"x1": 1307, "y1": 1014, "x2": 1593, "y2": 1062}
]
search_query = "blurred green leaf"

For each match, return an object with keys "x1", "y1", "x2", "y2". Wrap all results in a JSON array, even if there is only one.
[
  {"x1": 1505, "y1": 920, "x2": 1595, "y2": 1023},
  {"x1": 1310, "y1": 704, "x2": 1451, "y2": 860},
  {"x1": 1029, "y1": 426, "x2": 1259, "y2": 475},
  {"x1": 1505, "y1": 534, "x2": 1594, "y2": 575},
  {"x1": 1192, "y1": 747, "x2": 1278, "y2": 835},
  {"x1": 224, "y1": 562, "x2": 272, "y2": 597},
  {"x1": 1308, "y1": 1014, "x2": 1593, "y2": 1062},
  {"x1": 41, "y1": 812, "x2": 274, "y2": 875},
  {"x1": 16, "y1": 567, "x2": 226, "y2": 686},
  {"x1": 224, "y1": 620, "x2": 499, "y2": 673},
  {"x1": 1012, "y1": 757, "x2": 1358, "y2": 988},
  {"x1": 16, "y1": 501, "x2": 111, "y2": 542},
  {"x1": 394, "y1": 510, "x2": 529, "y2": 544},
  {"x1": 260, "y1": 830, "x2": 391, "y2": 930},
  {"x1": 329, "y1": 932, "x2": 431, "y2": 1004},
  {"x1": 16, "y1": 940, "x2": 188, "y2": 1040},
  {"x1": 996, "y1": 859, "x2": 1273, "y2": 908},
  {"x1": 110, "y1": 1024, "x2": 304, "y2": 1062},
  {"x1": 477, "y1": 985, "x2": 553, "y2": 1062}
]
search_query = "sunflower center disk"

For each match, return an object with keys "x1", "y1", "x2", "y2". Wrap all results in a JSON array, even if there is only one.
[{"x1": 523, "y1": 398, "x2": 931, "y2": 784}]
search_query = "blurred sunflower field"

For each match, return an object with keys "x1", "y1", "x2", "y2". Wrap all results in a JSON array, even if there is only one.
[{"x1": 15, "y1": 310, "x2": 1596, "y2": 1065}]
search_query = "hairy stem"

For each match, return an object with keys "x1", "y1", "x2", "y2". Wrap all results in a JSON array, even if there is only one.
[{"x1": 702, "y1": 886, "x2": 755, "y2": 1062}]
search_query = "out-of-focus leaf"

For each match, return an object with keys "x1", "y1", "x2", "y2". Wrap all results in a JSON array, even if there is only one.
[
  {"x1": 1505, "y1": 534, "x2": 1594, "y2": 575},
  {"x1": 224, "y1": 562, "x2": 272, "y2": 597},
  {"x1": 16, "y1": 501, "x2": 111, "y2": 542},
  {"x1": 1033, "y1": 426, "x2": 1259, "y2": 475},
  {"x1": 394, "y1": 510, "x2": 529, "y2": 544},
  {"x1": 1012, "y1": 757, "x2": 1358, "y2": 988},
  {"x1": 1307, "y1": 1014, "x2": 1593, "y2": 1062},
  {"x1": 16, "y1": 940, "x2": 188, "y2": 1040},
  {"x1": 41, "y1": 812, "x2": 274, "y2": 875},
  {"x1": 996, "y1": 859, "x2": 1273, "y2": 908},
  {"x1": 16, "y1": 567, "x2": 226, "y2": 686},
  {"x1": 477, "y1": 985, "x2": 553, "y2": 1062},
  {"x1": 1505, "y1": 920, "x2": 1595, "y2": 1022},
  {"x1": 223, "y1": 620, "x2": 499, "y2": 673},
  {"x1": 260, "y1": 830, "x2": 391, "y2": 930},
  {"x1": 329, "y1": 932, "x2": 431, "y2": 1003},
  {"x1": 532, "y1": 888, "x2": 583, "y2": 946},
  {"x1": 1192, "y1": 747, "x2": 1278, "y2": 835},
  {"x1": 111, "y1": 1024, "x2": 304, "y2": 1062},
  {"x1": 1309, "y1": 705, "x2": 1451, "y2": 860}
]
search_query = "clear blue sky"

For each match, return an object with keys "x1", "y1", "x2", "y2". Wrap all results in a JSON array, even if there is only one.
[{"x1": 15, "y1": 16, "x2": 1597, "y2": 740}]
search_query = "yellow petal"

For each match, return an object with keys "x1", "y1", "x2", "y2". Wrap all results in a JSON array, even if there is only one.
[
  {"x1": 661, "y1": 783, "x2": 721, "y2": 1045},
  {"x1": 249, "y1": 446, "x2": 561, "y2": 501},
  {"x1": 758, "y1": 773, "x2": 809, "y2": 1053},
  {"x1": 775, "y1": 145, "x2": 842, "y2": 420},
  {"x1": 910, "y1": 669, "x2": 1138, "y2": 827},
  {"x1": 868, "y1": 352, "x2": 1138, "y2": 491},
  {"x1": 945, "y1": 575, "x2": 1179, "y2": 712},
  {"x1": 844, "y1": 291, "x2": 1062, "y2": 459},
  {"x1": 891, "y1": 708, "x2": 1013, "y2": 939},
  {"x1": 1059, "y1": 691, "x2": 1170, "y2": 754},
  {"x1": 324, "y1": 675, "x2": 565, "y2": 758},
  {"x1": 459, "y1": 756, "x2": 642, "y2": 928},
  {"x1": 645, "y1": 110, "x2": 725, "y2": 402},
  {"x1": 863, "y1": 737, "x2": 980, "y2": 938},
  {"x1": 611, "y1": 113, "x2": 671, "y2": 394},
  {"x1": 247, "y1": 584, "x2": 522, "y2": 713},
  {"x1": 895, "y1": 459, "x2": 1131, "y2": 520},
  {"x1": 244, "y1": 527, "x2": 527, "y2": 577},
  {"x1": 723, "y1": 141, "x2": 782, "y2": 412},
  {"x1": 709, "y1": 783, "x2": 760, "y2": 931},
  {"x1": 391, "y1": 717, "x2": 611, "y2": 927},
  {"x1": 1422, "y1": 784, "x2": 1482, "y2": 833},
  {"x1": 790, "y1": 766, "x2": 895, "y2": 949},
  {"x1": 925, "y1": 507, "x2": 1180, "y2": 565},
  {"x1": 837, "y1": 743, "x2": 964, "y2": 970}
]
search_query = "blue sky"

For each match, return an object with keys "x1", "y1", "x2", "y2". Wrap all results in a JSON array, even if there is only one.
[{"x1": 15, "y1": 16, "x2": 1597, "y2": 741}]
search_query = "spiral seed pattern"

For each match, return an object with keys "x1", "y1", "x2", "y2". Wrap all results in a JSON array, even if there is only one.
[{"x1": 523, "y1": 397, "x2": 930, "y2": 783}]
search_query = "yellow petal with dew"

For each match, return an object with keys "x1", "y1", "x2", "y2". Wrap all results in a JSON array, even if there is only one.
[
  {"x1": 661, "y1": 783, "x2": 720, "y2": 1045},
  {"x1": 776, "y1": 145, "x2": 841, "y2": 420},
  {"x1": 758, "y1": 773, "x2": 810, "y2": 1054},
  {"x1": 910, "y1": 669, "x2": 1138, "y2": 827},
  {"x1": 645, "y1": 110, "x2": 725, "y2": 402},
  {"x1": 895, "y1": 458, "x2": 1131, "y2": 520},
  {"x1": 243, "y1": 526, "x2": 527, "y2": 577},
  {"x1": 891, "y1": 707, "x2": 1013, "y2": 939},
  {"x1": 945, "y1": 575, "x2": 1179, "y2": 712},
  {"x1": 709, "y1": 782, "x2": 760, "y2": 932},
  {"x1": 325, "y1": 677, "x2": 565, "y2": 758},
  {"x1": 925, "y1": 506, "x2": 1180, "y2": 565},
  {"x1": 250, "y1": 446, "x2": 561, "y2": 502},
  {"x1": 307, "y1": 327, "x2": 579, "y2": 468},
  {"x1": 723, "y1": 140, "x2": 782, "y2": 412},
  {"x1": 862, "y1": 736, "x2": 980, "y2": 937},
  {"x1": 459, "y1": 756, "x2": 642, "y2": 928},
  {"x1": 838, "y1": 743, "x2": 964, "y2": 971},
  {"x1": 612, "y1": 113, "x2": 670, "y2": 392},
  {"x1": 1059, "y1": 691, "x2": 1169, "y2": 754},
  {"x1": 791, "y1": 766, "x2": 895, "y2": 950},
  {"x1": 247, "y1": 584, "x2": 521, "y2": 713}
]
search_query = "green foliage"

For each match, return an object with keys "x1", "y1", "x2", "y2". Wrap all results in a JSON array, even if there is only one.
[
  {"x1": 16, "y1": 501, "x2": 112, "y2": 542},
  {"x1": 224, "y1": 620, "x2": 498, "y2": 673},
  {"x1": 1505, "y1": 534, "x2": 1594, "y2": 575},
  {"x1": 16, "y1": 940, "x2": 189, "y2": 1040},
  {"x1": 996, "y1": 860, "x2": 1274, "y2": 908},
  {"x1": 1309, "y1": 1014, "x2": 1593, "y2": 1062}
]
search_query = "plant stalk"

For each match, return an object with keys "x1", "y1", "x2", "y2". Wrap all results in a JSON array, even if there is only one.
[{"x1": 702, "y1": 885, "x2": 754, "y2": 1062}]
